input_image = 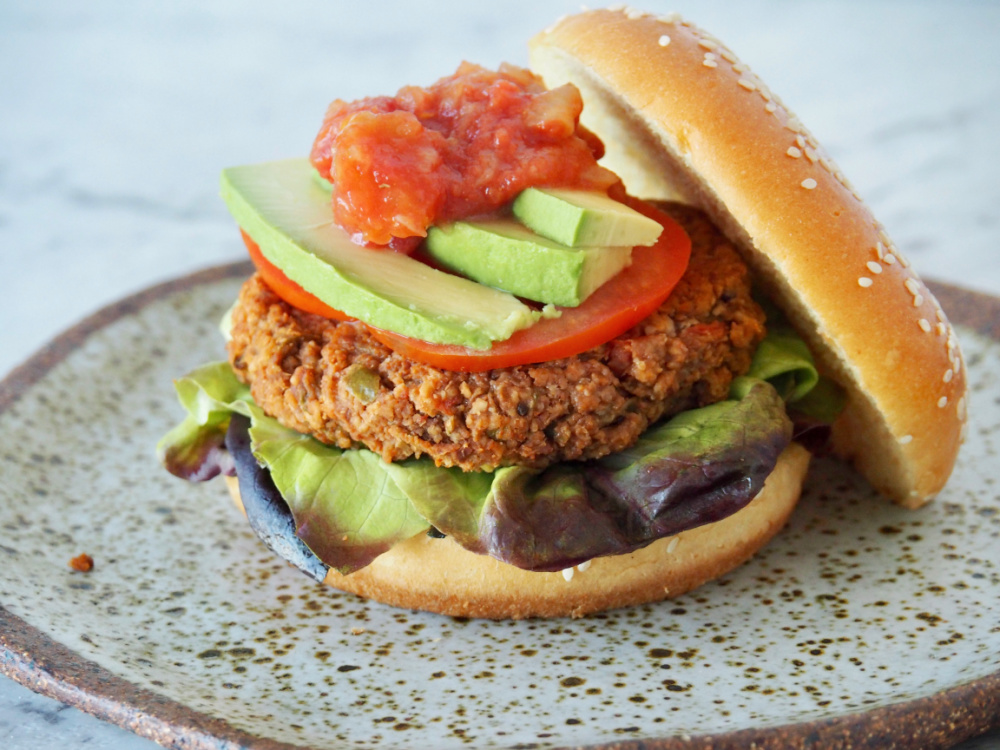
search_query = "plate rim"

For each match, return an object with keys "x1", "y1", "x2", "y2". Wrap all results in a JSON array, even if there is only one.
[{"x1": 1, "y1": 263, "x2": 998, "y2": 750}]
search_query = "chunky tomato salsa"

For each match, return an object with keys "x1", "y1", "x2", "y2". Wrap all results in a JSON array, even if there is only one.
[{"x1": 310, "y1": 62, "x2": 618, "y2": 245}]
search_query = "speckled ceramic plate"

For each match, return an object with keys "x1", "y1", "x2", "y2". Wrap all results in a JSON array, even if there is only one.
[{"x1": 1, "y1": 264, "x2": 998, "y2": 750}]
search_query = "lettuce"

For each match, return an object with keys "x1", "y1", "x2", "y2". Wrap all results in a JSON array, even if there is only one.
[
  {"x1": 158, "y1": 363, "x2": 426, "y2": 574},
  {"x1": 156, "y1": 362, "x2": 251, "y2": 481},
  {"x1": 158, "y1": 327, "x2": 838, "y2": 575},
  {"x1": 746, "y1": 306, "x2": 846, "y2": 423},
  {"x1": 389, "y1": 378, "x2": 789, "y2": 571},
  {"x1": 226, "y1": 413, "x2": 331, "y2": 582}
]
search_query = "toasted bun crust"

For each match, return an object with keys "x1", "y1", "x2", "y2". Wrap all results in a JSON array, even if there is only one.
[
  {"x1": 529, "y1": 9, "x2": 966, "y2": 507},
  {"x1": 226, "y1": 444, "x2": 809, "y2": 619}
]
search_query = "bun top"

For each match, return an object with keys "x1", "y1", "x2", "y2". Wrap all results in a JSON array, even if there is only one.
[{"x1": 530, "y1": 8, "x2": 966, "y2": 507}]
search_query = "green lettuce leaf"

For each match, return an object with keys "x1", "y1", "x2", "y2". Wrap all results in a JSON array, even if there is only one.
[
  {"x1": 156, "y1": 362, "x2": 251, "y2": 480},
  {"x1": 249, "y1": 414, "x2": 428, "y2": 574},
  {"x1": 746, "y1": 307, "x2": 845, "y2": 420},
  {"x1": 157, "y1": 362, "x2": 427, "y2": 573},
  {"x1": 747, "y1": 329, "x2": 818, "y2": 402}
]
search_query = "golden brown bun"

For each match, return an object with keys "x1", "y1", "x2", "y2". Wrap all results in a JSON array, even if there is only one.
[
  {"x1": 529, "y1": 9, "x2": 966, "y2": 507},
  {"x1": 225, "y1": 444, "x2": 809, "y2": 619}
]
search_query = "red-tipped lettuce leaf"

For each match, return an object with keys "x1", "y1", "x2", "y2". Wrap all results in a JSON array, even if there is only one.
[
  {"x1": 401, "y1": 377, "x2": 792, "y2": 571},
  {"x1": 226, "y1": 414, "x2": 330, "y2": 582}
]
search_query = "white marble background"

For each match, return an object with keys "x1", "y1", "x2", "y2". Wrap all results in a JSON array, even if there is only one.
[{"x1": 1, "y1": 1, "x2": 998, "y2": 748}]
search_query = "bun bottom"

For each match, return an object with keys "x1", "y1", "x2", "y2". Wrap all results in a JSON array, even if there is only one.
[{"x1": 225, "y1": 443, "x2": 809, "y2": 619}]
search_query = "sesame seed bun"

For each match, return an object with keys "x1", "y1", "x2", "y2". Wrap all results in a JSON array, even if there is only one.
[
  {"x1": 529, "y1": 8, "x2": 966, "y2": 507},
  {"x1": 225, "y1": 443, "x2": 809, "y2": 619}
]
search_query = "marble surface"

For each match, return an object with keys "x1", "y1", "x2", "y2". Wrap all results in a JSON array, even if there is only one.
[{"x1": 1, "y1": 1, "x2": 998, "y2": 748}]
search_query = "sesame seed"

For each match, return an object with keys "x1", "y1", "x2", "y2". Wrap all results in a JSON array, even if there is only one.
[
  {"x1": 785, "y1": 116, "x2": 805, "y2": 134},
  {"x1": 899, "y1": 434, "x2": 913, "y2": 445},
  {"x1": 867, "y1": 261, "x2": 883, "y2": 274},
  {"x1": 765, "y1": 101, "x2": 777, "y2": 113},
  {"x1": 703, "y1": 59, "x2": 718, "y2": 68},
  {"x1": 657, "y1": 13, "x2": 682, "y2": 24},
  {"x1": 898, "y1": 253, "x2": 910, "y2": 269},
  {"x1": 733, "y1": 63, "x2": 749, "y2": 73},
  {"x1": 878, "y1": 229, "x2": 892, "y2": 246},
  {"x1": 698, "y1": 39, "x2": 718, "y2": 50},
  {"x1": 884, "y1": 253, "x2": 896, "y2": 265},
  {"x1": 937, "y1": 396, "x2": 948, "y2": 409},
  {"x1": 805, "y1": 147, "x2": 819, "y2": 163},
  {"x1": 562, "y1": 567, "x2": 575, "y2": 581},
  {"x1": 802, "y1": 178, "x2": 818, "y2": 190},
  {"x1": 935, "y1": 307, "x2": 946, "y2": 321},
  {"x1": 936, "y1": 322, "x2": 947, "y2": 336},
  {"x1": 958, "y1": 396, "x2": 967, "y2": 420},
  {"x1": 819, "y1": 157, "x2": 833, "y2": 172},
  {"x1": 787, "y1": 146, "x2": 802, "y2": 158},
  {"x1": 658, "y1": 34, "x2": 671, "y2": 46},
  {"x1": 913, "y1": 294, "x2": 924, "y2": 307},
  {"x1": 720, "y1": 49, "x2": 737, "y2": 63},
  {"x1": 577, "y1": 559, "x2": 592, "y2": 572},
  {"x1": 905, "y1": 278, "x2": 921, "y2": 296},
  {"x1": 625, "y1": 7, "x2": 646, "y2": 19},
  {"x1": 944, "y1": 369, "x2": 954, "y2": 383},
  {"x1": 667, "y1": 537, "x2": 680, "y2": 554},
  {"x1": 759, "y1": 88, "x2": 772, "y2": 102},
  {"x1": 795, "y1": 135, "x2": 806, "y2": 148},
  {"x1": 875, "y1": 241, "x2": 885, "y2": 259},
  {"x1": 858, "y1": 276, "x2": 873, "y2": 288},
  {"x1": 738, "y1": 78, "x2": 756, "y2": 91},
  {"x1": 919, "y1": 318, "x2": 932, "y2": 332}
]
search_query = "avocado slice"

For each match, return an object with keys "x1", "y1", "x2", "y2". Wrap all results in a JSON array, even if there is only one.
[
  {"x1": 425, "y1": 219, "x2": 632, "y2": 307},
  {"x1": 512, "y1": 187, "x2": 663, "y2": 248},
  {"x1": 220, "y1": 159, "x2": 540, "y2": 349}
]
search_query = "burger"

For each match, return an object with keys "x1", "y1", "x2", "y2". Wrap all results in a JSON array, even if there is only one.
[{"x1": 158, "y1": 8, "x2": 966, "y2": 619}]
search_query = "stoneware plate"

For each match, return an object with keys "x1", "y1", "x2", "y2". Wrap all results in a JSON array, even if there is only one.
[{"x1": 1, "y1": 264, "x2": 998, "y2": 750}]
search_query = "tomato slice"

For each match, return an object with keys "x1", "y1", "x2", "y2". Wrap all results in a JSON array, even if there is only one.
[
  {"x1": 367, "y1": 199, "x2": 691, "y2": 371},
  {"x1": 239, "y1": 198, "x2": 691, "y2": 373},
  {"x1": 241, "y1": 230, "x2": 353, "y2": 322}
]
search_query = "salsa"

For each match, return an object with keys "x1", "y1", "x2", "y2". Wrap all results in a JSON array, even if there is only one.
[{"x1": 310, "y1": 62, "x2": 618, "y2": 245}]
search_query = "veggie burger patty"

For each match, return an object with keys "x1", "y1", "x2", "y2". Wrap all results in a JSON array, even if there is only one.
[{"x1": 228, "y1": 202, "x2": 766, "y2": 473}]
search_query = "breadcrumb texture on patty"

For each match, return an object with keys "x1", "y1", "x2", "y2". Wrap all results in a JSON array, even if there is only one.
[{"x1": 227, "y1": 203, "x2": 766, "y2": 472}]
